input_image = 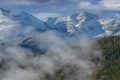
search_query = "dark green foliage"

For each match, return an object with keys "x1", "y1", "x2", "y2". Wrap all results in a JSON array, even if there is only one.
[{"x1": 94, "y1": 36, "x2": 120, "y2": 80}]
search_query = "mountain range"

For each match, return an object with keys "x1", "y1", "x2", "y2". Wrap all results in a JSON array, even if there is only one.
[{"x1": 0, "y1": 8, "x2": 120, "y2": 52}]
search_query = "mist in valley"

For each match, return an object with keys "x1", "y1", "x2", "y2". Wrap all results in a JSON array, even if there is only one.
[{"x1": 0, "y1": 31, "x2": 102, "y2": 80}]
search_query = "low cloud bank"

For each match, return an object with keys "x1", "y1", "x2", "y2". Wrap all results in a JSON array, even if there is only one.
[{"x1": 0, "y1": 31, "x2": 102, "y2": 80}]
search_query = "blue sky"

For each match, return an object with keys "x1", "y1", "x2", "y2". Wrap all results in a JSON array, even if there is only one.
[{"x1": 0, "y1": 0, "x2": 120, "y2": 19}]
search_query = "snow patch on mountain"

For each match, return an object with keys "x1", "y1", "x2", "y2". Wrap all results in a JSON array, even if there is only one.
[
  {"x1": 46, "y1": 12, "x2": 105, "y2": 37},
  {"x1": 99, "y1": 17, "x2": 120, "y2": 35}
]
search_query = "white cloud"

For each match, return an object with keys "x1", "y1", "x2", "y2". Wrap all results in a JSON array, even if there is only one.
[
  {"x1": 33, "y1": 13, "x2": 62, "y2": 21},
  {"x1": 78, "y1": 2, "x2": 100, "y2": 10},
  {"x1": 115, "y1": 13, "x2": 120, "y2": 18},
  {"x1": 78, "y1": 0, "x2": 120, "y2": 10},
  {"x1": 99, "y1": 0, "x2": 120, "y2": 10},
  {"x1": 0, "y1": 10, "x2": 19, "y2": 42},
  {"x1": 99, "y1": 0, "x2": 120, "y2": 4}
]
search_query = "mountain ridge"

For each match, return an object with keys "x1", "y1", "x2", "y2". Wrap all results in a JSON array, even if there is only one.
[
  {"x1": 1, "y1": 8, "x2": 120, "y2": 53},
  {"x1": 1, "y1": 8, "x2": 120, "y2": 38}
]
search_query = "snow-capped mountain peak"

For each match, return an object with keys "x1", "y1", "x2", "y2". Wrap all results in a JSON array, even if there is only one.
[
  {"x1": 1, "y1": 8, "x2": 120, "y2": 39},
  {"x1": 0, "y1": 8, "x2": 47, "y2": 31}
]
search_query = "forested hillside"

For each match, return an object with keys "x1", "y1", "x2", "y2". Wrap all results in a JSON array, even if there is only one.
[{"x1": 94, "y1": 36, "x2": 120, "y2": 80}]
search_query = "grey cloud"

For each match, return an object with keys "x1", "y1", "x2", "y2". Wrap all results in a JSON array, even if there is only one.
[
  {"x1": 0, "y1": 0, "x2": 86, "y2": 6},
  {"x1": 0, "y1": 30, "x2": 102, "y2": 80},
  {"x1": 0, "y1": 0, "x2": 50, "y2": 6}
]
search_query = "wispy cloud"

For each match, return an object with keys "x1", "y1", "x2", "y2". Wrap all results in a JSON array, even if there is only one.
[
  {"x1": 0, "y1": 0, "x2": 91, "y2": 8},
  {"x1": 0, "y1": 0, "x2": 119, "y2": 15},
  {"x1": 78, "y1": 0, "x2": 120, "y2": 11},
  {"x1": 33, "y1": 13, "x2": 62, "y2": 21},
  {"x1": 99, "y1": 0, "x2": 120, "y2": 10},
  {"x1": 0, "y1": 0, "x2": 50, "y2": 6},
  {"x1": 0, "y1": 0, "x2": 77, "y2": 6}
]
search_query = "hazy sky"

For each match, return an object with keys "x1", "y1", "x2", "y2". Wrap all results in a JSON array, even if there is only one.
[{"x1": 0, "y1": 0, "x2": 120, "y2": 19}]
